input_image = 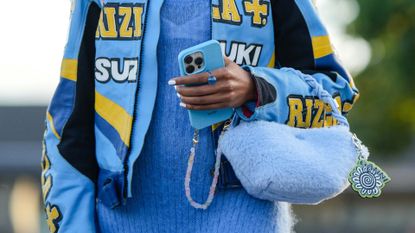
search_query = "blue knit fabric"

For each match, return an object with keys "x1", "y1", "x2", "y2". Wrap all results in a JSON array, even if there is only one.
[{"x1": 96, "y1": 1, "x2": 284, "y2": 232}]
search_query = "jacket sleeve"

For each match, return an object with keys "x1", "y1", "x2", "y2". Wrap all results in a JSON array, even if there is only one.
[
  {"x1": 41, "y1": 0, "x2": 102, "y2": 232},
  {"x1": 238, "y1": 74, "x2": 277, "y2": 118},
  {"x1": 231, "y1": 0, "x2": 360, "y2": 204},
  {"x1": 234, "y1": 0, "x2": 359, "y2": 127}
]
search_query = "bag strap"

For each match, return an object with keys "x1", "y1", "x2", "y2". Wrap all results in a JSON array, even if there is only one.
[{"x1": 283, "y1": 68, "x2": 349, "y2": 128}]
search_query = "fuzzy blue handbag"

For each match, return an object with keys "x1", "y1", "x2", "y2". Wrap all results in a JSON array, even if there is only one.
[
  {"x1": 216, "y1": 69, "x2": 390, "y2": 204},
  {"x1": 184, "y1": 68, "x2": 390, "y2": 209}
]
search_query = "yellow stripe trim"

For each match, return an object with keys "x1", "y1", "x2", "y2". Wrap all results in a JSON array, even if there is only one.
[
  {"x1": 211, "y1": 121, "x2": 224, "y2": 131},
  {"x1": 46, "y1": 112, "x2": 61, "y2": 140},
  {"x1": 312, "y1": 36, "x2": 333, "y2": 59},
  {"x1": 95, "y1": 91, "x2": 133, "y2": 147},
  {"x1": 267, "y1": 52, "x2": 275, "y2": 68},
  {"x1": 60, "y1": 59, "x2": 78, "y2": 81},
  {"x1": 312, "y1": 36, "x2": 357, "y2": 89}
]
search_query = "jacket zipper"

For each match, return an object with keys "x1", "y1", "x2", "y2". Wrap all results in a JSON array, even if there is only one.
[
  {"x1": 208, "y1": 0, "x2": 229, "y2": 188},
  {"x1": 209, "y1": 0, "x2": 213, "y2": 39},
  {"x1": 122, "y1": 0, "x2": 151, "y2": 205},
  {"x1": 209, "y1": 0, "x2": 226, "y2": 186}
]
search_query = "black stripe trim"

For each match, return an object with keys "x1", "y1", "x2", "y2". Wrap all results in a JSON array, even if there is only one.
[
  {"x1": 57, "y1": 2, "x2": 101, "y2": 183},
  {"x1": 301, "y1": 69, "x2": 338, "y2": 82},
  {"x1": 272, "y1": 0, "x2": 315, "y2": 70}
]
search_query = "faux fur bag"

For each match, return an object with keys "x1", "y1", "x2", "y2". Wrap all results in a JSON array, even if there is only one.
[
  {"x1": 218, "y1": 120, "x2": 358, "y2": 204},
  {"x1": 218, "y1": 69, "x2": 360, "y2": 204},
  {"x1": 216, "y1": 69, "x2": 389, "y2": 204},
  {"x1": 184, "y1": 69, "x2": 389, "y2": 209}
]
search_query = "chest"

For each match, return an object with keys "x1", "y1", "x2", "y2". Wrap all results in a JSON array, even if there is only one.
[{"x1": 95, "y1": 0, "x2": 275, "y2": 69}]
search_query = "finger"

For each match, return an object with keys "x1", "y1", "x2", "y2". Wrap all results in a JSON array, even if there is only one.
[
  {"x1": 169, "y1": 68, "x2": 227, "y2": 86},
  {"x1": 180, "y1": 101, "x2": 231, "y2": 110},
  {"x1": 176, "y1": 80, "x2": 227, "y2": 97},
  {"x1": 179, "y1": 93, "x2": 230, "y2": 105},
  {"x1": 170, "y1": 72, "x2": 209, "y2": 86},
  {"x1": 224, "y1": 56, "x2": 232, "y2": 66}
]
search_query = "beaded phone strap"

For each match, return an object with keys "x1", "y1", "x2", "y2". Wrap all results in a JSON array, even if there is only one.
[{"x1": 184, "y1": 119, "x2": 232, "y2": 209}]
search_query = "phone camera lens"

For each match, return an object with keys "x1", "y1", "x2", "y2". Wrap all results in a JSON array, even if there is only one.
[
  {"x1": 186, "y1": 65, "x2": 195, "y2": 74},
  {"x1": 194, "y1": 57, "x2": 203, "y2": 65},
  {"x1": 184, "y1": 55, "x2": 193, "y2": 64}
]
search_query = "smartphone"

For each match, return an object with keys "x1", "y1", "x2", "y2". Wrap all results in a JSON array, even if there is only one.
[{"x1": 177, "y1": 40, "x2": 234, "y2": 129}]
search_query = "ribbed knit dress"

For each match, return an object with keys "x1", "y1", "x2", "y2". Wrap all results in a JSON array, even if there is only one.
[{"x1": 96, "y1": 0, "x2": 292, "y2": 232}]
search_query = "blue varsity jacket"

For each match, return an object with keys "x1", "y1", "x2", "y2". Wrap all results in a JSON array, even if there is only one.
[{"x1": 41, "y1": 0, "x2": 359, "y2": 232}]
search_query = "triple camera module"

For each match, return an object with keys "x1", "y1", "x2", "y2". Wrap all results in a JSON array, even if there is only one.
[{"x1": 184, "y1": 52, "x2": 205, "y2": 74}]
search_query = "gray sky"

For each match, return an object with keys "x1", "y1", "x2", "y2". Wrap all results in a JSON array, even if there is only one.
[{"x1": 0, "y1": 0, "x2": 370, "y2": 106}]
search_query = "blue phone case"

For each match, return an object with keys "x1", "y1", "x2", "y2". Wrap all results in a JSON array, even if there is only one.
[{"x1": 178, "y1": 40, "x2": 234, "y2": 129}]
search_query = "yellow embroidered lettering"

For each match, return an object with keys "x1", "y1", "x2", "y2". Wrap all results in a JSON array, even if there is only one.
[
  {"x1": 312, "y1": 99, "x2": 325, "y2": 128},
  {"x1": 133, "y1": 6, "x2": 143, "y2": 38},
  {"x1": 287, "y1": 97, "x2": 306, "y2": 127},
  {"x1": 46, "y1": 204, "x2": 62, "y2": 233},
  {"x1": 243, "y1": 0, "x2": 269, "y2": 27},
  {"x1": 96, "y1": 3, "x2": 144, "y2": 40},
  {"x1": 98, "y1": 7, "x2": 117, "y2": 38},
  {"x1": 304, "y1": 98, "x2": 314, "y2": 127},
  {"x1": 222, "y1": 0, "x2": 242, "y2": 23},
  {"x1": 119, "y1": 7, "x2": 133, "y2": 38}
]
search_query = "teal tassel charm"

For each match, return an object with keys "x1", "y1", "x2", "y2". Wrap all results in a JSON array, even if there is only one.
[{"x1": 348, "y1": 134, "x2": 391, "y2": 198}]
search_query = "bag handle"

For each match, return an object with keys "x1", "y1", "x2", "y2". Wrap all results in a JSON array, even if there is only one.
[{"x1": 282, "y1": 68, "x2": 349, "y2": 128}]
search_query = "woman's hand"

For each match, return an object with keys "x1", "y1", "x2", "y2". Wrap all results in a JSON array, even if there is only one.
[{"x1": 168, "y1": 57, "x2": 257, "y2": 110}]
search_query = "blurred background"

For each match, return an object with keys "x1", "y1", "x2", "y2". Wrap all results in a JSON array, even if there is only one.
[{"x1": 0, "y1": 0, "x2": 414, "y2": 232}]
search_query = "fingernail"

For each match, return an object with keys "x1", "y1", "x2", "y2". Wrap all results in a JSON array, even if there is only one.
[
  {"x1": 174, "y1": 85, "x2": 177, "y2": 90},
  {"x1": 176, "y1": 93, "x2": 181, "y2": 98},
  {"x1": 168, "y1": 79, "x2": 176, "y2": 85},
  {"x1": 179, "y1": 102, "x2": 186, "y2": 108}
]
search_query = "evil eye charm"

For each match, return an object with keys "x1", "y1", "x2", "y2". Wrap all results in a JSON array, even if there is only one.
[{"x1": 348, "y1": 159, "x2": 391, "y2": 198}]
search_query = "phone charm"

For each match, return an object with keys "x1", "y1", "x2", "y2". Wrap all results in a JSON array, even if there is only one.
[{"x1": 348, "y1": 134, "x2": 391, "y2": 198}]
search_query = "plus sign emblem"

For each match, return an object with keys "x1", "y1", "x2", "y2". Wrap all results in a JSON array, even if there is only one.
[
  {"x1": 243, "y1": 0, "x2": 270, "y2": 27},
  {"x1": 45, "y1": 204, "x2": 62, "y2": 233}
]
